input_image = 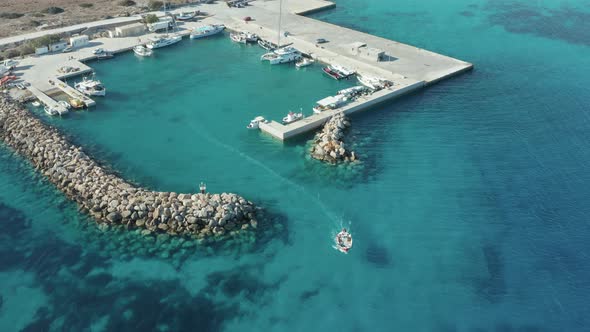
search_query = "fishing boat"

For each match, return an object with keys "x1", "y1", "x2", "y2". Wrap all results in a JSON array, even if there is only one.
[
  {"x1": 246, "y1": 116, "x2": 268, "y2": 129},
  {"x1": 230, "y1": 32, "x2": 247, "y2": 44},
  {"x1": 312, "y1": 95, "x2": 347, "y2": 114},
  {"x1": 261, "y1": 46, "x2": 301, "y2": 65},
  {"x1": 295, "y1": 57, "x2": 314, "y2": 68},
  {"x1": 175, "y1": 11, "x2": 197, "y2": 20},
  {"x1": 334, "y1": 228, "x2": 353, "y2": 253},
  {"x1": 282, "y1": 111, "x2": 303, "y2": 124},
  {"x1": 133, "y1": 45, "x2": 153, "y2": 57},
  {"x1": 44, "y1": 106, "x2": 58, "y2": 116},
  {"x1": 257, "y1": 39, "x2": 276, "y2": 51},
  {"x1": 75, "y1": 76, "x2": 106, "y2": 97},
  {"x1": 189, "y1": 24, "x2": 225, "y2": 39},
  {"x1": 69, "y1": 98, "x2": 85, "y2": 109},
  {"x1": 146, "y1": 34, "x2": 182, "y2": 49}
]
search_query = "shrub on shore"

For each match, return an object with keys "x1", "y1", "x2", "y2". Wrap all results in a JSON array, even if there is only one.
[
  {"x1": 118, "y1": 0, "x2": 137, "y2": 6},
  {"x1": 42, "y1": 7, "x2": 65, "y2": 15},
  {"x1": 0, "y1": 13, "x2": 24, "y2": 19},
  {"x1": 79, "y1": 3, "x2": 94, "y2": 8},
  {"x1": 28, "y1": 34, "x2": 62, "y2": 49},
  {"x1": 143, "y1": 14, "x2": 159, "y2": 24},
  {"x1": 148, "y1": 0, "x2": 164, "y2": 10}
]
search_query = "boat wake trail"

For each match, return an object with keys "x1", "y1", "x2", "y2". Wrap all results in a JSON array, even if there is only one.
[{"x1": 186, "y1": 123, "x2": 340, "y2": 227}]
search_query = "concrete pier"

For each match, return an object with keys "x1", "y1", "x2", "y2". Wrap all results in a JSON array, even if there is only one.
[{"x1": 3, "y1": 0, "x2": 472, "y2": 140}]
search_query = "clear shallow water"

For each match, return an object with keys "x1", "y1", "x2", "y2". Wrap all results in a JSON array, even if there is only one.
[{"x1": 2, "y1": 0, "x2": 590, "y2": 331}]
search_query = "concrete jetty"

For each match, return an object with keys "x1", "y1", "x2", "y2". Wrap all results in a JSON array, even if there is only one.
[
  {"x1": 3, "y1": 0, "x2": 472, "y2": 141},
  {"x1": 54, "y1": 78, "x2": 96, "y2": 107}
]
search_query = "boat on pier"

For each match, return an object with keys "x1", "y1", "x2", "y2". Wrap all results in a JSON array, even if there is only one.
[{"x1": 175, "y1": 11, "x2": 198, "y2": 21}]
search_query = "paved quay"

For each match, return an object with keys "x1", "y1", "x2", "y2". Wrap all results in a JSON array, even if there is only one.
[{"x1": 3, "y1": 0, "x2": 472, "y2": 140}]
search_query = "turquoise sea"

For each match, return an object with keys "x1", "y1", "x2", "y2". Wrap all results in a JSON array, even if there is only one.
[{"x1": 2, "y1": 0, "x2": 590, "y2": 330}]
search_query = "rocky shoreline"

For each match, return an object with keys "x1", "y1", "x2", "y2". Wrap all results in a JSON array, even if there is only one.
[
  {"x1": 0, "y1": 96, "x2": 260, "y2": 242},
  {"x1": 309, "y1": 113, "x2": 358, "y2": 164}
]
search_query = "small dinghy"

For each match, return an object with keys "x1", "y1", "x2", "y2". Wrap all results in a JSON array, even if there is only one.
[
  {"x1": 31, "y1": 101, "x2": 41, "y2": 107},
  {"x1": 247, "y1": 116, "x2": 268, "y2": 129},
  {"x1": 334, "y1": 228, "x2": 353, "y2": 253},
  {"x1": 295, "y1": 57, "x2": 314, "y2": 68}
]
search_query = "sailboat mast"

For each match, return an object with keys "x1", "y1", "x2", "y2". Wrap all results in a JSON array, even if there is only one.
[{"x1": 277, "y1": 0, "x2": 283, "y2": 47}]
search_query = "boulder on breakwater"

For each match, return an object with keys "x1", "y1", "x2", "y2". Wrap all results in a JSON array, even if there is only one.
[
  {"x1": 0, "y1": 96, "x2": 261, "y2": 241},
  {"x1": 309, "y1": 113, "x2": 357, "y2": 164}
]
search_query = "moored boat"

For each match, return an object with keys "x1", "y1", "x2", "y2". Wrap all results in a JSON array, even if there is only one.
[
  {"x1": 322, "y1": 66, "x2": 344, "y2": 80},
  {"x1": 295, "y1": 57, "x2": 314, "y2": 68},
  {"x1": 146, "y1": 34, "x2": 182, "y2": 49},
  {"x1": 282, "y1": 111, "x2": 303, "y2": 124},
  {"x1": 190, "y1": 24, "x2": 225, "y2": 39},
  {"x1": 31, "y1": 101, "x2": 41, "y2": 107},
  {"x1": 75, "y1": 76, "x2": 106, "y2": 97},
  {"x1": 244, "y1": 32, "x2": 259, "y2": 42},
  {"x1": 332, "y1": 64, "x2": 355, "y2": 77},
  {"x1": 133, "y1": 45, "x2": 153, "y2": 57},
  {"x1": 337, "y1": 85, "x2": 368, "y2": 97},
  {"x1": 44, "y1": 106, "x2": 58, "y2": 116},
  {"x1": 58, "y1": 100, "x2": 71, "y2": 111},
  {"x1": 69, "y1": 98, "x2": 85, "y2": 109},
  {"x1": 246, "y1": 116, "x2": 268, "y2": 129},
  {"x1": 261, "y1": 46, "x2": 301, "y2": 65},
  {"x1": 230, "y1": 32, "x2": 247, "y2": 44}
]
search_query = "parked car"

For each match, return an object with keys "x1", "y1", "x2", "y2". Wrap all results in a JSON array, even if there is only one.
[
  {"x1": 62, "y1": 46, "x2": 73, "y2": 53},
  {"x1": 316, "y1": 38, "x2": 328, "y2": 44}
]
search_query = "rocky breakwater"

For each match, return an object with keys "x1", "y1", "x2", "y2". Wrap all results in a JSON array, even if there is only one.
[
  {"x1": 0, "y1": 97, "x2": 260, "y2": 241},
  {"x1": 309, "y1": 113, "x2": 357, "y2": 164}
]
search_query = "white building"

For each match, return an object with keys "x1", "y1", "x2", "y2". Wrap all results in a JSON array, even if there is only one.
[
  {"x1": 114, "y1": 23, "x2": 146, "y2": 37},
  {"x1": 69, "y1": 35, "x2": 89, "y2": 48}
]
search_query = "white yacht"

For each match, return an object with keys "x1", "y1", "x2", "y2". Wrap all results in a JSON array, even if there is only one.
[
  {"x1": 261, "y1": 46, "x2": 301, "y2": 65},
  {"x1": 282, "y1": 111, "x2": 303, "y2": 124},
  {"x1": 246, "y1": 116, "x2": 268, "y2": 129},
  {"x1": 133, "y1": 45, "x2": 153, "y2": 57},
  {"x1": 146, "y1": 34, "x2": 182, "y2": 49},
  {"x1": 190, "y1": 24, "x2": 225, "y2": 39},
  {"x1": 295, "y1": 57, "x2": 314, "y2": 68},
  {"x1": 75, "y1": 77, "x2": 106, "y2": 97}
]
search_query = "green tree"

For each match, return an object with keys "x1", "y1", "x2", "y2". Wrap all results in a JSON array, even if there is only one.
[{"x1": 143, "y1": 14, "x2": 159, "y2": 24}]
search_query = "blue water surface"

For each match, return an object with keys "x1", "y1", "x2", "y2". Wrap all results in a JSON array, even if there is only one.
[{"x1": 1, "y1": 0, "x2": 590, "y2": 331}]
